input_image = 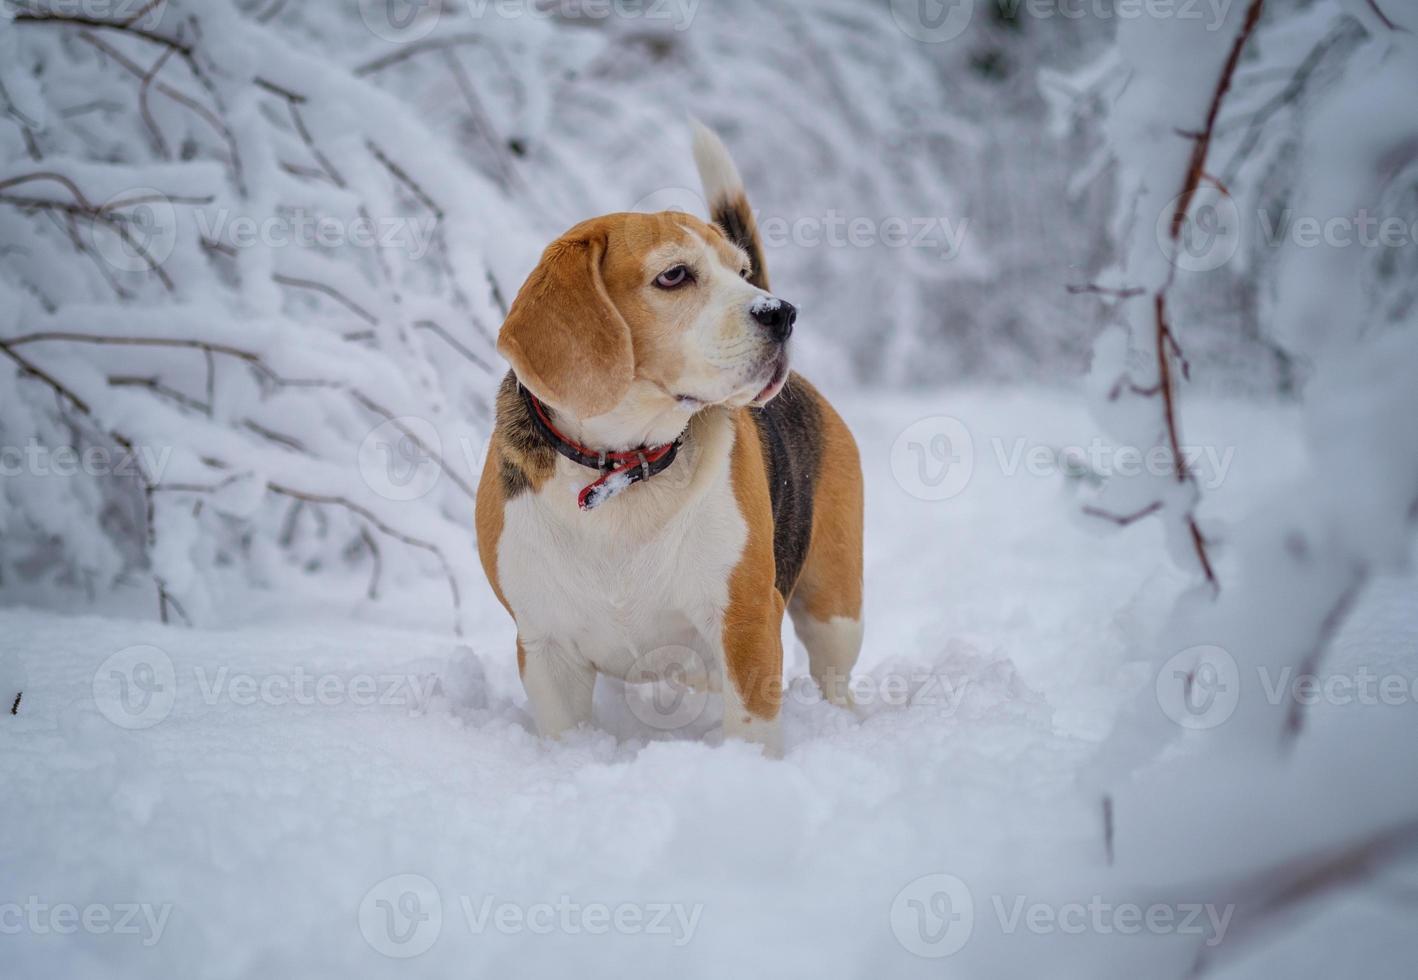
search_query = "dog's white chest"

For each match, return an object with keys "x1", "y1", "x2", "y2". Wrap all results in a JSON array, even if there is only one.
[{"x1": 496, "y1": 451, "x2": 746, "y2": 678}]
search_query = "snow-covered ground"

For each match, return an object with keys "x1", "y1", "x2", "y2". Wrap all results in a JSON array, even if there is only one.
[{"x1": 5, "y1": 386, "x2": 1416, "y2": 979}]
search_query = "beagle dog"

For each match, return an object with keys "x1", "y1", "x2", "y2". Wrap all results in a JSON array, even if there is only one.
[{"x1": 475, "y1": 123, "x2": 863, "y2": 754}]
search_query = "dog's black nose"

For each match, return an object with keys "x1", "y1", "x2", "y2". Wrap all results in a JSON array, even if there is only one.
[{"x1": 751, "y1": 298, "x2": 796, "y2": 343}]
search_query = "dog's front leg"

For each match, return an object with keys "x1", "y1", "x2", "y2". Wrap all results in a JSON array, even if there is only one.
[
  {"x1": 518, "y1": 637, "x2": 596, "y2": 738},
  {"x1": 717, "y1": 589, "x2": 785, "y2": 757}
]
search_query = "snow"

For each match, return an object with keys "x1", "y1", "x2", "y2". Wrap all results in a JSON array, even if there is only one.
[
  {"x1": 6, "y1": 387, "x2": 1416, "y2": 978},
  {"x1": 5, "y1": 2, "x2": 1418, "y2": 976}
]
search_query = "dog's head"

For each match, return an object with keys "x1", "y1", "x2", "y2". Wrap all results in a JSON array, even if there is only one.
[{"x1": 497, "y1": 211, "x2": 794, "y2": 443}]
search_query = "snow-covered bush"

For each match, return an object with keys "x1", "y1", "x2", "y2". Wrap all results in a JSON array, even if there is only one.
[
  {"x1": 1060, "y1": 0, "x2": 1418, "y2": 965},
  {"x1": 1, "y1": 1, "x2": 538, "y2": 630}
]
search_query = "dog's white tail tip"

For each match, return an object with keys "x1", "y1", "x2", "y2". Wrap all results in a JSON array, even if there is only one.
[{"x1": 690, "y1": 116, "x2": 743, "y2": 206}]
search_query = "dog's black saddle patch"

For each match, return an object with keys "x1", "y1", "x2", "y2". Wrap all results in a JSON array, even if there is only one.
[{"x1": 749, "y1": 374, "x2": 822, "y2": 600}]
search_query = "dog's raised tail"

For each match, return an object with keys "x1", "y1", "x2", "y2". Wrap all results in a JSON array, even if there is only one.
[{"x1": 691, "y1": 118, "x2": 769, "y2": 291}]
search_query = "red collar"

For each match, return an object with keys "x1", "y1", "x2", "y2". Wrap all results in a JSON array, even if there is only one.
[{"x1": 520, "y1": 386, "x2": 684, "y2": 511}]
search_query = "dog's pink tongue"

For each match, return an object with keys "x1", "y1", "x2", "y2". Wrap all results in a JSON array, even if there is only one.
[{"x1": 754, "y1": 357, "x2": 789, "y2": 404}]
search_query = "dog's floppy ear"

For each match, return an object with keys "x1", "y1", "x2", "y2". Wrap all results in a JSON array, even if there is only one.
[{"x1": 497, "y1": 229, "x2": 634, "y2": 420}]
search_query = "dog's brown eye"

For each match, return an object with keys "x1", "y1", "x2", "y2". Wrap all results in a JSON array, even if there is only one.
[
  {"x1": 654, "y1": 265, "x2": 692, "y2": 289},
  {"x1": 739, "y1": 267, "x2": 751, "y2": 280}
]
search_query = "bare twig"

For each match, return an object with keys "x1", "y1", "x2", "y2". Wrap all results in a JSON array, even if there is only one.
[
  {"x1": 1115, "y1": 0, "x2": 1264, "y2": 593},
  {"x1": 354, "y1": 34, "x2": 496, "y2": 77},
  {"x1": 1363, "y1": 0, "x2": 1404, "y2": 32},
  {"x1": 414, "y1": 319, "x2": 496, "y2": 373},
  {"x1": 1102, "y1": 795, "x2": 1116, "y2": 866},
  {"x1": 7, "y1": 331, "x2": 478, "y2": 501},
  {"x1": 138, "y1": 39, "x2": 179, "y2": 157},
  {"x1": 1189, "y1": 817, "x2": 1418, "y2": 977},
  {"x1": 359, "y1": 526, "x2": 382, "y2": 600},
  {"x1": 266, "y1": 482, "x2": 464, "y2": 636},
  {"x1": 1083, "y1": 501, "x2": 1165, "y2": 526},
  {"x1": 1169, "y1": 0, "x2": 1267, "y2": 240},
  {"x1": 17, "y1": 9, "x2": 247, "y2": 194},
  {"x1": 1280, "y1": 573, "x2": 1364, "y2": 748},
  {"x1": 272, "y1": 274, "x2": 379, "y2": 325},
  {"x1": 1067, "y1": 283, "x2": 1145, "y2": 299}
]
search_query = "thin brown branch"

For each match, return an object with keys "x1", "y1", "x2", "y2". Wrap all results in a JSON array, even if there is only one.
[
  {"x1": 0, "y1": 178, "x2": 213, "y2": 293},
  {"x1": 109, "y1": 375, "x2": 211, "y2": 415},
  {"x1": 1189, "y1": 817, "x2": 1418, "y2": 977},
  {"x1": 1170, "y1": 0, "x2": 1266, "y2": 241},
  {"x1": 1107, "y1": 378, "x2": 1163, "y2": 401},
  {"x1": 1083, "y1": 501, "x2": 1165, "y2": 526},
  {"x1": 1102, "y1": 795, "x2": 1116, "y2": 866},
  {"x1": 13, "y1": 8, "x2": 193, "y2": 54},
  {"x1": 79, "y1": 28, "x2": 244, "y2": 184},
  {"x1": 359, "y1": 526, "x2": 382, "y2": 600},
  {"x1": 119, "y1": 0, "x2": 166, "y2": 28},
  {"x1": 138, "y1": 39, "x2": 179, "y2": 158},
  {"x1": 1363, "y1": 0, "x2": 1404, "y2": 32},
  {"x1": 1067, "y1": 283, "x2": 1145, "y2": 299},
  {"x1": 365, "y1": 140, "x2": 443, "y2": 219},
  {"x1": 241, "y1": 419, "x2": 309, "y2": 454},
  {"x1": 287, "y1": 100, "x2": 345, "y2": 188},
  {"x1": 18, "y1": 9, "x2": 246, "y2": 194},
  {"x1": 440, "y1": 47, "x2": 519, "y2": 190},
  {"x1": 1187, "y1": 516, "x2": 1218, "y2": 590},
  {"x1": 354, "y1": 34, "x2": 493, "y2": 77},
  {"x1": 366, "y1": 140, "x2": 498, "y2": 346},
  {"x1": 414, "y1": 319, "x2": 495, "y2": 373},
  {"x1": 1154, "y1": 294, "x2": 1187, "y2": 482},
  {"x1": 1281, "y1": 573, "x2": 1364, "y2": 747},
  {"x1": 9, "y1": 331, "x2": 477, "y2": 501},
  {"x1": 266, "y1": 482, "x2": 464, "y2": 636},
  {"x1": 272, "y1": 274, "x2": 379, "y2": 326}
]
